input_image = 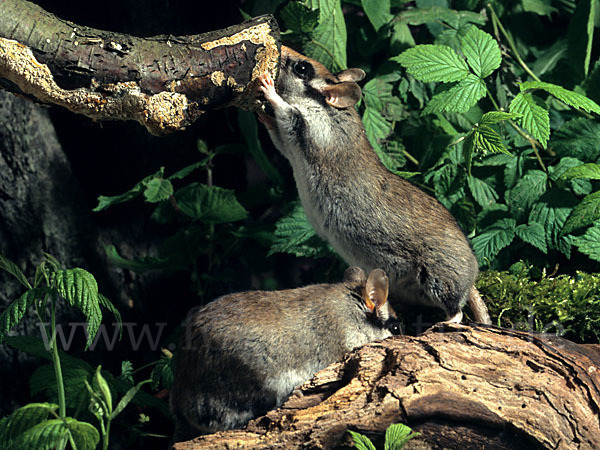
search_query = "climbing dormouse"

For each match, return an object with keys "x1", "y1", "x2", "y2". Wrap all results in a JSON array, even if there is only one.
[{"x1": 257, "y1": 46, "x2": 490, "y2": 324}]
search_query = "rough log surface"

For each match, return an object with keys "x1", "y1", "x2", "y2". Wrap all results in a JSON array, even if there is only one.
[
  {"x1": 174, "y1": 323, "x2": 600, "y2": 450},
  {"x1": 0, "y1": 0, "x2": 280, "y2": 134}
]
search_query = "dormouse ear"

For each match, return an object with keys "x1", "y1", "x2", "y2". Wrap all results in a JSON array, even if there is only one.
[
  {"x1": 321, "y1": 82, "x2": 362, "y2": 109},
  {"x1": 336, "y1": 68, "x2": 366, "y2": 83},
  {"x1": 343, "y1": 266, "x2": 367, "y2": 284},
  {"x1": 363, "y1": 269, "x2": 389, "y2": 318}
]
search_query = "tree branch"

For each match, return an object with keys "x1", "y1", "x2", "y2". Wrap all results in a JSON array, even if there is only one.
[
  {"x1": 174, "y1": 323, "x2": 600, "y2": 449},
  {"x1": 0, "y1": 0, "x2": 280, "y2": 135}
]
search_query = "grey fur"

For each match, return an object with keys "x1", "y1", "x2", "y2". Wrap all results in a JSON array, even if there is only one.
[
  {"x1": 170, "y1": 267, "x2": 394, "y2": 442},
  {"x1": 259, "y1": 46, "x2": 481, "y2": 321}
]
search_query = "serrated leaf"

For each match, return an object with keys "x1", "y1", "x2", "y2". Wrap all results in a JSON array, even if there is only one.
[
  {"x1": 506, "y1": 170, "x2": 548, "y2": 220},
  {"x1": 520, "y1": 81, "x2": 600, "y2": 114},
  {"x1": 562, "y1": 190, "x2": 600, "y2": 234},
  {"x1": 551, "y1": 118, "x2": 600, "y2": 160},
  {"x1": 515, "y1": 222, "x2": 548, "y2": 253},
  {"x1": 471, "y1": 218, "x2": 516, "y2": 265},
  {"x1": 151, "y1": 354, "x2": 174, "y2": 390},
  {"x1": 474, "y1": 124, "x2": 511, "y2": 155},
  {"x1": 0, "y1": 288, "x2": 49, "y2": 343},
  {"x1": 361, "y1": 0, "x2": 392, "y2": 31},
  {"x1": 65, "y1": 418, "x2": 100, "y2": 450},
  {"x1": 561, "y1": 163, "x2": 600, "y2": 180},
  {"x1": 30, "y1": 363, "x2": 90, "y2": 409},
  {"x1": 392, "y1": 45, "x2": 469, "y2": 83},
  {"x1": 467, "y1": 175, "x2": 498, "y2": 207},
  {"x1": 363, "y1": 106, "x2": 393, "y2": 147},
  {"x1": 460, "y1": 26, "x2": 501, "y2": 78},
  {"x1": 306, "y1": 0, "x2": 347, "y2": 71},
  {"x1": 0, "y1": 403, "x2": 58, "y2": 449},
  {"x1": 424, "y1": 74, "x2": 486, "y2": 114},
  {"x1": 529, "y1": 189, "x2": 578, "y2": 256},
  {"x1": 98, "y1": 294, "x2": 122, "y2": 338},
  {"x1": 111, "y1": 379, "x2": 152, "y2": 420},
  {"x1": 143, "y1": 178, "x2": 173, "y2": 203},
  {"x1": 397, "y1": 6, "x2": 486, "y2": 29},
  {"x1": 280, "y1": 2, "x2": 319, "y2": 33},
  {"x1": 348, "y1": 430, "x2": 376, "y2": 450},
  {"x1": 384, "y1": 423, "x2": 420, "y2": 450},
  {"x1": 0, "y1": 254, "x2": 31, "y2": 289},
  {"x1": 479, "y1": 111, "x2": 521, "y2": 125},
  {"x1": 175, "y1": 183, "x2": 248, "y2": 224},
  {"x1": 509, "y1": 92, "x2": 550, "y2": 147},
  {"x1": 52, "y1": 268, "x2": 102, "y2": 349},
  {"x1": 268, "y1": 203, "x2": 331, "y2": 258},
  {"x1": 9, "y1": 419, "x2": 70, "y2": 450},
  {"x1": 523, "y1": 0, "x2": 558, "y2": 15},
  {"x1": 104, "y1": 244, "x2": 172, "y2": 273},
  {"x1": 93, "y1": 168, "x2": 164, "y2": 212},
  {"x1": 574, "y1": 222, "x2": 600, "y2": 261}
]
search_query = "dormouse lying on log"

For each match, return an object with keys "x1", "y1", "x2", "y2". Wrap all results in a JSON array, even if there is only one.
[
  {"x1": 169, "y1": 267, "x2": 400, "y2": 442},
  {"x1": 257, "y1": 46, "x2": 491, "y2": 325}
]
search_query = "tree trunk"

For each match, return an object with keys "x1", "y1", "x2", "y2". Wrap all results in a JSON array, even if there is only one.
[
  {"x1": 174, "y1": 323, "x2": 600, "y2": 450},
  {"x1": 0, "y1": 0, "x2": 279, "y2": 134}
]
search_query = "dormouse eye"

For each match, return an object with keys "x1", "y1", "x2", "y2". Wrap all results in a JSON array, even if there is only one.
[{"x1": 292, "y1": 61, "x2": 314, "y2": 80}]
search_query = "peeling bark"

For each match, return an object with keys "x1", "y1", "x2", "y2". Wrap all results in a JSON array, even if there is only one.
[
  {"x1": 174, "y1": 324, "x2": 600, "y2": 449},
  {"x1": 0, "y1": 0, "x2": 280, "y2": 134}
]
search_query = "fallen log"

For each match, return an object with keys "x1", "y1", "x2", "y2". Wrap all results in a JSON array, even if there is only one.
[
  {"x1": 0, "y1": 0, "x2": 279, "y2": 135},
  {"x1": 174, "y1": 323, "x2": 600, "y2": 449}
]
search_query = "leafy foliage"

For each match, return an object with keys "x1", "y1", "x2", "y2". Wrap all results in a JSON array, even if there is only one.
[{"x1": 348, "y1": 423, "x2": 420, "y2": 450}]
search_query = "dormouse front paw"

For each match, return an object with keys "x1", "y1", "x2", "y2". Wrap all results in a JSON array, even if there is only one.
[{"x1": 259, "y1": 73, "x2": 286, "y2": 110}]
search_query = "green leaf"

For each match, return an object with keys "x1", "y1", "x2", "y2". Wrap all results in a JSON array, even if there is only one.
[
  {"x1": 30, "y1": 363, "x2": 91, "y2": 411},
  {"x1": 561, "y1": 163, "x2": 600, "y2": 180},
  {"x1": 509, "y1": 92, "x2": 550, "y2": 147},
  {"x1": 168, "y1": 162, "x2": 203, "y2": 181},
  {"x1": 0, "y1": 403, "x2": 58, "y2": 449},
  {"x1": 348, "y1": 430, "x2": 376, "y2": 450},
  {"x1": 98, "y1": 294, "x2": 122, "y2": 338},
  {"x1": 551, "y1": 118, "x2": 600, "y2": 161},
  {"x1": 520, "y1": 81, "x2": 600, "y2": 114},
  {"x1": 52, "y1": 268, "x2": 102, "y2": 349},
  {"x1": 424, "y1": 74, "x2": 486, "y2": 114},
  {"x1": 574, "y1": 222, "x2": 600, "y2": 261},
  {"x1": 467, "y1": 175, "x2": 498, "y2": 207},
  {"x1": 384, "y1": 423, "x2": 421, "y2": 450},
  {"x1": 523, "y1": 0, "x2": 558, "y2": 15},
  {"x1": 143, "y1": 178, "x2": 173, "y2": 203},
  {"x1": 0, "y1": 254, "x2": 31, "y2": 289},
  {"x1": 9, "y1": 419, "x2": 70, "y2": 450},
  {"x1": 307, "y1": 0, "x2": 348, "y2": 71},
  {"x1": 515, "y1": 222, "x2": 548, "y2": 253},
  {"x1": 467, "y1": 124, "x2": 511, "y2": 159},
  {"x1": 111, "y1": 380, "x2": 152, "y2": 420},
  {"x1": 471, "y1": 218, "x2": 516, "y2": 265},
  {"x1": 237, "y1": 110, "x2": 284, "y2": 189},
  {"x1": 567, "y1": 0, "x2": 595, "y2": 78},
  {"x1": 65, "y1": 419, "x2": 100, "y2": 450},
  {"x1": 392, "y1": 45, "x2": 469, "y2": 83},
  {"x1": 397, "y1": 6, "x2": 485, "y2": 29},
  {"x1": 104, "y1": 244, "x2": 172, "y2": 273},
  {"x1": 562, "y1": 190, "x2": 600, "y2": 234},
  {"x1": 363, "y1": 106, "x2": 393, "y2": 149},
  {"x1": 362, "y1": 0, "x2": 393, "y2": 31},
  {"x1": 151, "y1": 353, "x2": 174, "y2": 390},
  {"x1": 268, "y1": 203, "x2": 331, "y2": 258},
  {"x1": 0, "y1": 288, "x2": 49, "y2": 344},
  {"x1": 175, "y1": 183, "x2": 248, "y2": 224},
  {"x1": 506, "y1": 170, "x2": 548, "y2": 220},
  {"x1": 529, "y1": 189, "x2": 579, "y2": 257},
  {"x1": 460, "y1": 26, "x2": 501, "y2": 78},
  {"x1": 479, "y1": 111, "x2": 521, "y2": 125},
  {"x1": 280, "y1": 2, "x2": 319, "y2": 33},
  {"x1": 93, "y1": 168, "x2": 165, "y2": 212}
]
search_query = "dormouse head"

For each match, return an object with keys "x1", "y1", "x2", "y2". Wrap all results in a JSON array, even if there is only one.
[{"x1": 279, "y1": 46, "x2": 365, "y2": 109}]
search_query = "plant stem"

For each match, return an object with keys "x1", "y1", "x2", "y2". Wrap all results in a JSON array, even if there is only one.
[
  {"x1": 49, "y1": 297, "x2": 68, "y2": 450},
  {"x1": 487, "y1": 3, "x2": 541, "y2": 82}
]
